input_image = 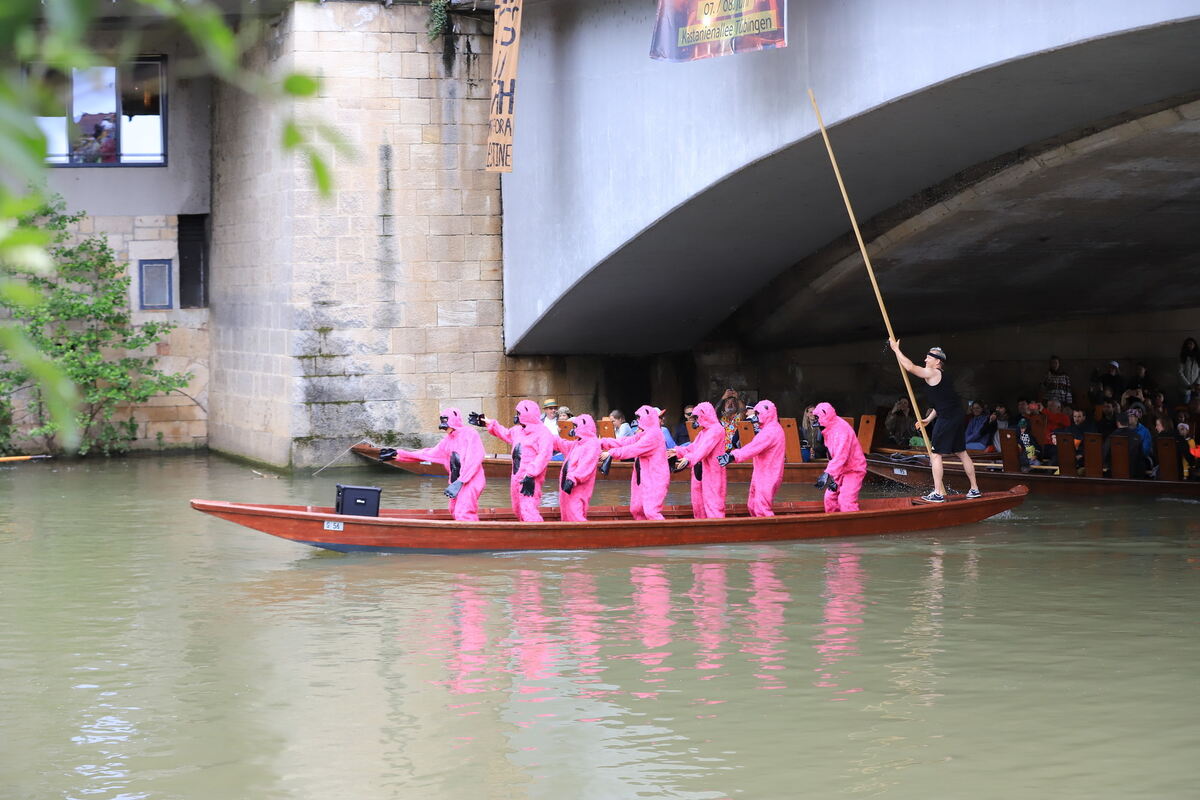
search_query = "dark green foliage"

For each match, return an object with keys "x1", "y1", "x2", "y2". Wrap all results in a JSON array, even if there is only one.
[{"x1": 0, "y1": 197, "x2": 190, "y2": 455}]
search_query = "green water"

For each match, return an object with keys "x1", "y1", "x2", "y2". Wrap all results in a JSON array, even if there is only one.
[{"x1": 1, "y1": 454, "x2": 1197, "y2": 799}]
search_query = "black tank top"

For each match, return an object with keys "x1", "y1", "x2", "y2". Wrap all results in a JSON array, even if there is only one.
[{"x1": 926, "y1": 371, "x2": 962, "y2": 417}]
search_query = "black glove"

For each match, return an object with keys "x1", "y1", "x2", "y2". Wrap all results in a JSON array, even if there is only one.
[
  {"x1": 378, "y1": 447, "x2": 397, "y2": 462},
  {"x1": 444, "y1": 480, "x2": 463, "y2": 499},
  {"x1": 467, "y1": 412, "x2": 486, "y2": 427},
  {"x1": 717, "y1": 453, "x2": 733, "y2": 467},
  {"x1": 520, "y1": 475, "x2": 536, "y2": 497},
  {"x1": 828, "y1": 477, "x2": 838, "y2": 492},
  {"x1": 599, "y1": 454, "x2": 613, "y2": 475},
  {"x1": 815, "y1": 471, "x2": 833, "y2": 490},
  {"x1": 561, "y1": 478, "x2": 575, "y2": 495}
]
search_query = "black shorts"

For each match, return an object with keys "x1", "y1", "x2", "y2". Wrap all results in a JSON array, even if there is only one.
[{"x1": 931, "y1": 413, "x2": 966, "y2": 455}]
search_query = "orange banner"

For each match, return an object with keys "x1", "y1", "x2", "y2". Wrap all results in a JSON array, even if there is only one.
[
  {"x1": 486, "y1": 0, "x2": 522, "y2": 172},
  {"x1": 650, "y1": 0, "x2": 787, "y2": 62}
]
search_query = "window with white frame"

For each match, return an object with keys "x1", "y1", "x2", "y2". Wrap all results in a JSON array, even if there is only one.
[
  {"x1": 139, "y1": 260, "x2": 173, "y2": 310},
  {"x1": 33, "y1": 58, "x2": 166, "y2": 166}
]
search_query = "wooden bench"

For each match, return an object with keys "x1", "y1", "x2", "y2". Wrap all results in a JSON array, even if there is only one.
[
  {"x1": 1083, "y1": 432, "x2": 1104, "y2": 478},
  {"x1": 1156, "y1": 435, "x2": 1181, "y2": 482},
  {"x1": 1053, "y1": 431, "x2": 1080, "y2": 476},
  {"x1": 1110, "y1": 434, "x2": 1132, "y2": 479}
]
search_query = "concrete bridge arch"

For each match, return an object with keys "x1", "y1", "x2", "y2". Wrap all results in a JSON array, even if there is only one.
[{"x1": 502, "y1": 0, "x2": 1200, "y2": 354}]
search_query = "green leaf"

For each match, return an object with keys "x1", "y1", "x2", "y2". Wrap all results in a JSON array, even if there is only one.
[
  {"x1": 281, "y1": 120, "x2": 303, "y2": 150},
  {"x1": 307, "y1": 147, "x2": 333, "y2": 197},
  {"x1": 282, "y1": 73, "x2": 320, "y2": 98},
  {"x1": 0, "y1": 280, "x2": 42, "y2": 308}
]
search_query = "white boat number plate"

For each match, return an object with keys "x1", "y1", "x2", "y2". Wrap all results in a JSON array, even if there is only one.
[
  {"x1": 893, "y1": 468, "x2": 908, "y2": 476},
  {"x1": 323, "y1": 520, "x2": 344, "y2": 531}
]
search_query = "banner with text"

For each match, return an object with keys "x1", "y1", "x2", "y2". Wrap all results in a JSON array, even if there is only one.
[
  {"x1": 487, "y1": 0, "x2": 522, "y2": 172},
  {"x1": 650, "y1": 0, "x2": 787, "y2": 62}
]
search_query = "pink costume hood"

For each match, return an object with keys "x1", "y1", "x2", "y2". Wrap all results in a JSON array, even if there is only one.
[
  {"x1": 692, "y1": 401, "x2": 719, "y2": 428},
  {"x1": 813, "y1": 402, "x2": 840, "y2": 427},
  {"x1": 516, "y1": 399, "x2": 541, "y2": 426},
  {"x1": 752, "y1": 400, "x2": 778, "y2": 426},
  {"x1": 635, "y1": 405, "x2": 662, "y2": 431},
  {"x1": 442, "y1": 407, "x2": 468, "y2": 430},
  {"x1": 571, "y1": 414, "x2": 598, "y2": 438}
]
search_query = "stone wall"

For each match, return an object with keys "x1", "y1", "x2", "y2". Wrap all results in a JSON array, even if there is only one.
[
  {"x1": 91, "y1": 214, "x2": 209, "y2": 449},
  {"x1": 210, "y1": 1, "x2": 608, "y2": 468}
]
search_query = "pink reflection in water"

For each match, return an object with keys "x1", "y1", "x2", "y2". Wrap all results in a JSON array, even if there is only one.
[
  {"x1": 509, "y1": 570, "x2": 557, "y2": 685},
  {"x1": 448, "y1": 577, "x2": 493, "y2": 694},
  {"x1": 739, "y1": 561, "x2": 791, "y2": 690},
  {"x1": 813, "y1": 546, "x2": 865, "y2": 698},
  {"x1": 628, "y1": 566, "x2": 674, "y2": 673},
  {"x1": 688, "y1": 563, "x2": 728, "y2": 674},
  {"x1": 561, "y1": 572, "x2": 606, "y2": 675}
]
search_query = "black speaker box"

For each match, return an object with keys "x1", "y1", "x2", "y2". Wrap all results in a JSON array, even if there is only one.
[{"x1": 335, "y1": 484, "x2": 381, "y2": 517}]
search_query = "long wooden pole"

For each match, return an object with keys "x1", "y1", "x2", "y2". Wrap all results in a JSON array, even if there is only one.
[{"x1": 807, "y1": 88, "x2": 932, "y2": 455}]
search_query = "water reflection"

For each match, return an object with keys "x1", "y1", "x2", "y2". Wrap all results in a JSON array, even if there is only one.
[
  {"x1": 813, "y1": 546, "x2": 865, "y2": 698},
  {"x1": 7, "y1": 457, "x2": 1200, "y2": 799}
]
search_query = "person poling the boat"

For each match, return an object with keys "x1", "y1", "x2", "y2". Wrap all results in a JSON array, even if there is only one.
[
  {"x1": 670, "y1": 401, "x2": 728, "y2": 519},
  {"x1": 718, "y1": 399, "x2": 785, "y2": 517},
  {"x1": 811, "y1": 402, "x2": 867, "y2": 513},
  {"x1": 599, "y1": 404, "x2": 671, "y2": 521},
  {"x1": 888, "y1": 340, "x2": 983, "y2": 502},
  {"x1": 473, "y1": 399, "x2": 556, "y2": 522},
  {"x1": 554, "y1": 414, "x2": 602, "y2": 522},
  {"x1": 377, "y1": 407, "x2": 486, "y2": 521}
]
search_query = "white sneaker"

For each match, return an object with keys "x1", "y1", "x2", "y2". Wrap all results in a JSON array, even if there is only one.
[
  {"x1": 966, "y1": 488, "x2": 983, "y2": 499},
  {"x1": 919, "y1": 491, "x2": 946, "y2": 503}
]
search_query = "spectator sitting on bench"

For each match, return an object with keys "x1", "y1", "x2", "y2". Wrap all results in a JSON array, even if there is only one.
[
  {"x1": 1044, "y1": 399, "x2": 1070, "y2": 435},
  {"x1": 1104, "y1": 413, "x2": 1147, "y2": 479},
  {"x1": 964, "y1": 401, "x2": 995, "y2": 451},
  {"x1": 990, "y1": 402, "x2": 1012, "y2": 450},
  {"x1": 1016, "y1": 417, "x2": 1040, "y2": 471},
  {"x1": 1096, "y1": 400, "x2": 1118, "y2": 437},
  {"x1": 1052, "y1": 409, "x2": 1097, "y2": 473},
  {"x1": 1177, "y1": 422, "x2": 1198, "y2": 479}
]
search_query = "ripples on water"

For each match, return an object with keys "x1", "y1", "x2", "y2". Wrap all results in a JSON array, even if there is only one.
[{"x1": 1, "y1": 455, "x2": 1197, "y2": 799}]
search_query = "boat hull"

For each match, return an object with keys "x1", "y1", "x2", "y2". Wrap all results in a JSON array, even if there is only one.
[
  {"x1": 866, "y1": 455, "x2": 1200, "y2": 497},
  {"x1": 191, "y1": 486, "x2": 1027, "y2": 554},
  {"x1": 351, "y1": 443, "x2": 826, "y2": 484}
]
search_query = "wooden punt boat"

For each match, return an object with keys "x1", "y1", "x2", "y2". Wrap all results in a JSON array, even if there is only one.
[
  {"x1": 190, "y1": 486, "x2": 1027, "y2": 554},
  {"x1": 350, "y1": 442, "x2": 828, "y2": 484}
]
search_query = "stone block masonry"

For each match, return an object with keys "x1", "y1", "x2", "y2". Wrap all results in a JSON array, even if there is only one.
[{"x1": 211, "y1": 2, "x2": 609, "y2": 468}]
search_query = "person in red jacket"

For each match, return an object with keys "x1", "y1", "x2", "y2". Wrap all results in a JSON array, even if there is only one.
[
  {"x1": 812, "y1": 402, "x2": 867, "y2": 513},
  {"x1": 719, "y1": 399, "x2": 786, "y2": 517},
  {"x1": 554, "y1": 414, "x2": 601, "y2": 522},
  {"x1": 379, "y1": 407, "x2": 486, "y2": 521}
]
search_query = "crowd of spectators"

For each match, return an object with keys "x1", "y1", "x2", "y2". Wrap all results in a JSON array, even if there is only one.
[{"x1": 882, "y1": 339, "x2": 1200, "y2": 479}]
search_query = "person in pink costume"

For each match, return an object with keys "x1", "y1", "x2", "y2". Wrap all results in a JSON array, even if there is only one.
[
  {"x1": 378, "y1": 407, "x2": 486, "y2": 521},
  {"x1": 672, "y1": 401, "x2": 728, "y2": 518},
  {"x1": 479, "y1": 399, "x2": 557, "y2": 522},
  {"x1": 812, "y1": 402, "x2": 867, "y2": 513},
  {"x1": 554, "y1": 414, "x2": 602, "y2": 522},
  {"x1": 719, "y1": 399, "x2": 786, "y2": 517},
  {"x1": 599, "y1": 404, "x2": 670, "y2": 521}
]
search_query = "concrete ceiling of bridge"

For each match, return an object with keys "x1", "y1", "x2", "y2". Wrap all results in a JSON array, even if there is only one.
[
  {"x1": 743, "y1": 104, "x2": 1200, "y2": 349},
  {"x1": 515, "y1": 18, "x2": 1200, "y2": 355}
]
